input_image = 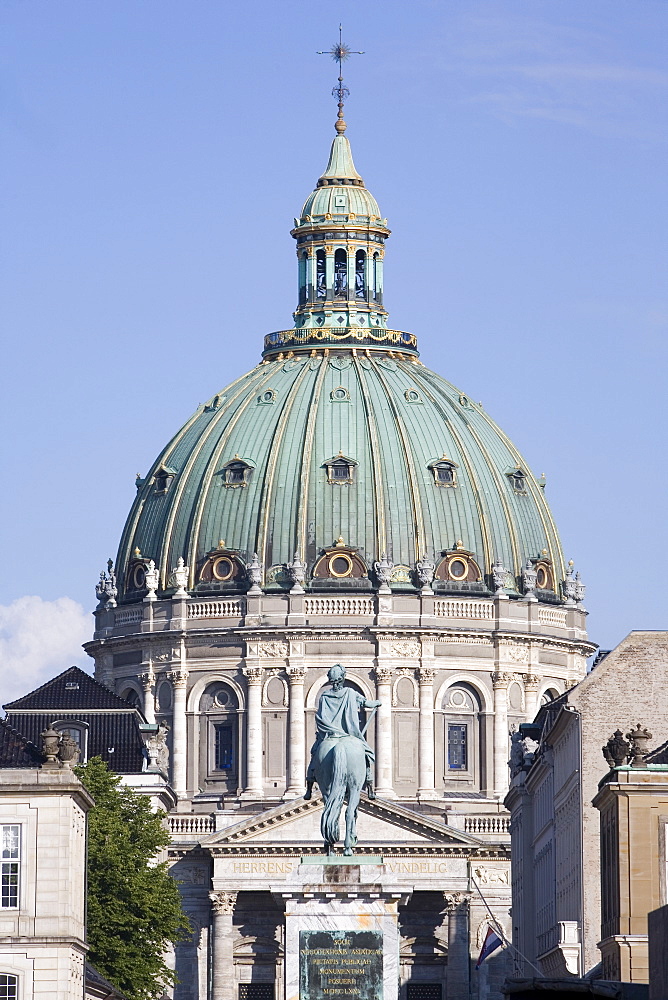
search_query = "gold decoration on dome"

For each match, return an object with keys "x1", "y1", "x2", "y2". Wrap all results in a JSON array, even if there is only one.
[
  {"x1": 134, "y1": 547, "x2": 142, "y2": 557},
  {"x1": 335, "y1": 536, "x2": 346, "y2": 548}
]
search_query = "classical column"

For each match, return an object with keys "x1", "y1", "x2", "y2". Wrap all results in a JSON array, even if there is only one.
[
  {"x1": 417, "y1": 665, "x2": 436, "y2": 798},
  {"x1": 523, "y1": 674, "x2": 541, "y2": 723},
  {"x1": 285, "y1": 664, "x2": 306, "y2": 798},
  {"x1": 167, "y1": 669, "x2": 188, "y2": 796},
  {"x1": 492, "y1": 672, "x2": 511, "y2": 798},
  {"x1": 209, "y1": 891, "x2": 237, "y2": 1000},
  {"x1": 373, "y1": 666, "x2": 394, "y2": 799},
  {"x1": 139, "y1": 671, "x2": 156, "y2": 724},
  {"x1": 444, "y1": 893, "x2": 470, "y2": 1000},
  {"x1": 243, "y1": 666, "x2": 264, "y2": 797}
]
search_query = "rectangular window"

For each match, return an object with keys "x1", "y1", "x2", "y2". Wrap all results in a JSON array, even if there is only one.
[
  {"x1": 448, "y1": 724, "x2": 468, "y2": 771},
  {"x1": 407, "y1": 986, "x2": 442, "y2": 1000},
  {"x1": 239, "y1": 986, "x2": 273, "y2": 1000},
  {"x1": 0, "y1": 975, "x2": 18, "y2": 1000},
  {"x1": 1, "y1": 826, "x2": 20, "y2": 909},
  {"x1": 214, "y1": 725, "x2": 234, "y2": 771}
]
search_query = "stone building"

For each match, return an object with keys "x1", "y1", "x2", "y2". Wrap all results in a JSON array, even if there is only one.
[
  {"x1": 75, "y1": 89, "x2": 595, "y2": 1000},
  {"x1": 594, "y1": 724, "x2": 668, "y2": 983},
  {"x1": 0, "y1": 720, "x2": 123, "y2": 1000},
  {"x1": 505, "y1": 631, "x2": 668, "y2": 980}
]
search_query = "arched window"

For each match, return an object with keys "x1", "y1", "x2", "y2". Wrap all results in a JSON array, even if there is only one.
[
  {"x1": 373, "y1": 253, "x2": 379, "y2": 300},
  {"x1": 299, "y1": 251, "x2": 307, "y2": 304},
  {"x1": 0, "y1": 974, "x2": 18, "y2": 998},
  {"x1": 52, "y1": 721, "x2": 89, "y2": 763},
  {"x1": 334, "y1": 248, "x2": 347, "y2": 297},
  {"x1": 442, "y1": 684, "x2": 482, "y2": 790},
  {"x1": 121, "y1": 687, "x2": 142, "y2": 711},
  {"x1": 316, "y1": 250, "x2": 326, "y2": 299},
  {"x1": 199, "y1": 682, "x2": 239, "y2": 793},
  {"x1": 355, "y1": 250, "x2": 366, "y2": 299}
]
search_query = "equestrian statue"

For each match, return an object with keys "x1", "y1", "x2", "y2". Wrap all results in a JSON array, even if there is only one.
[{"x1": 304, "y1": 664, "x2": 381, "y2": 855}]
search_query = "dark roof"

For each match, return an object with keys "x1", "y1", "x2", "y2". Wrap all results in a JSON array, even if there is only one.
[
  {"x1": 85, "y1": 962, "x2": 127, "y2": 999},
  {"x1": 4, "y1": 665, "x2": 136, "y2": 712},
  {"x1": 4, "y1": 711, "x2": 146, "y2": 774},
  {"x1": 0, "y1": 718, "x2": 44, "y2": 768},
  {"x1": 646, "y1": 738, "x2": 668, "y2": 764}
]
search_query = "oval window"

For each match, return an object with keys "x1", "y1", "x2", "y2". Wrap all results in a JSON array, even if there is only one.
[
  {"x1": 536, "y1": 567, "x2": 547, "y2": 588},
  {"x1": 262, "y1": 390, "x2": 274, "y2": 402},
  {"x1": 213, "y1": 556, "x2": 234, "y2": 582},
  {"x1": 405, "y1": 389, "x2": 420, "y2": 402},
  {"x1": 133, "y1": 565, "x2": 146, "y2": 589},
  {"x1": 329, "y1": 554, "x2": 353, "y2": 578},
  {"x1": 449, "y1": 559, "x2": 467, "y2": 579}
]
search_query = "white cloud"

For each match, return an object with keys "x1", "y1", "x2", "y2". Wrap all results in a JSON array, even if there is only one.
[{"x1": 0, "y1": 596, "x2": 91, "y2": 710}]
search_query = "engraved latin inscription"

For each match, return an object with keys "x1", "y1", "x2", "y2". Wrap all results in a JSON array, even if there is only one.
[{"x1": 300, "y1": 930, "x2": 383, "y2": 1000}]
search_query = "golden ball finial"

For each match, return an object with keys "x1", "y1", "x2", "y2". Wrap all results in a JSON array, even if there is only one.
[{"x1": 335, "y1": 116, "x2": 347, "y2": 135}]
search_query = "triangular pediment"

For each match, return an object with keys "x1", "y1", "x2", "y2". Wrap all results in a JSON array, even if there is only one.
[{"x1": 202, "y1": 793, "x2": 483, "y2": 852}]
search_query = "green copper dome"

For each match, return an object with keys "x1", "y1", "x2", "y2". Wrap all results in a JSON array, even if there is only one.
[
  {"x1": 117, "y1": 353, "x2": 564, "y2": 599},
  {"x1": 115, "y1": 128, "x2": 566, "y2": 601}
]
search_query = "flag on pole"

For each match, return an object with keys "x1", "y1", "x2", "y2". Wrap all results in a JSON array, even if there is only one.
[{"x1": 475, "y1": 925, "x2": 504, "y2": 969}]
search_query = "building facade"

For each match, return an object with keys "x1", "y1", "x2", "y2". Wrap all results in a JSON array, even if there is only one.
[
  {"x1": 79, "y1": 98, "x2": 595, "y2": 1000},
  {"x1": 505, "y1": 631, "x2": 668, "y2": 980}
]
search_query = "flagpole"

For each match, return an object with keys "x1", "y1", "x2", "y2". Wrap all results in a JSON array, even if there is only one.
[{"x1": 470, "y1": 876, "x2": 544, "y2": 977}]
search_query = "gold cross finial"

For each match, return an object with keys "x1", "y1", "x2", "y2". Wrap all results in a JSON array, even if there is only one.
[{"x1": 317, "y1": 25, "x2": 364, "y2": 135}]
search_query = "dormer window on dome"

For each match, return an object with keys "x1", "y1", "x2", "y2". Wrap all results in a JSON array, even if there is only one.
[
  {"x1": 508, "y1": 467, "x2": 528, "y2": 494},
  {"x1": 198, "y1": 545, "x2": 245, "y2": 589},
  {"x1": 435, "y1": 544, "x2": 482, "y2": 584},
  {"x1": 324, "y1": 453, "x2": 357, "y2": 485},
  {"x1": 154, "y1": 465, "x2": 176, "y2": 494},
  {"x1": 313, "y1": 538, "x2": 368, "y2": 581},
  {"x1": 222, "y1": 456, "x2": 254, "y2": 489},
  {"x1": 428, "y1": 457, "x2": 458, "y2": 488}
]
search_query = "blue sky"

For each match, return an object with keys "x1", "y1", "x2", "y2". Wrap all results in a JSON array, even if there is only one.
[{"x1": 1, "y1": 0, "x2": 666, "y2": 698}]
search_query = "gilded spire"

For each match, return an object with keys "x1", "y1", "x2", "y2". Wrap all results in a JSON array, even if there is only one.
[{"x1": 317, "y1": 25, "x2": 364, "y2": 136}]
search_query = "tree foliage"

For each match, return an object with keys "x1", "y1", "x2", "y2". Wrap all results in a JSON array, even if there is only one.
[{"x1": 75, "y1": 757, "x2": 190, "y2": 1000}]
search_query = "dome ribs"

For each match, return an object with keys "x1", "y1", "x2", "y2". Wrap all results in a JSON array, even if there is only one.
[{"x1": 295, "y1": 358, "x2": 329, "y2": 563}]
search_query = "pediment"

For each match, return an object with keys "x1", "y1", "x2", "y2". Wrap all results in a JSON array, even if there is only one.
[{"x1": 202, "y1": 793, "x2": 482, "y2": 851}]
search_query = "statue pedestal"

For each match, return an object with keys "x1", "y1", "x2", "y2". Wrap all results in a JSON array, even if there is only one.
[{"x1": 278, "y1": 863, "x2": 410, "y2": 1000}]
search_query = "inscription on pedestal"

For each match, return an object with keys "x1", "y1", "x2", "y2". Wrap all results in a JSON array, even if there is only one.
[{"x1": 299, "y1": 930, "x2": 383, "y2": 1000}]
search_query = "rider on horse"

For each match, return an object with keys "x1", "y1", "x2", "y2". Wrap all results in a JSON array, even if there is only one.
[{"x1": 304, "y1": 663, "x2": 380, "y2": 800}]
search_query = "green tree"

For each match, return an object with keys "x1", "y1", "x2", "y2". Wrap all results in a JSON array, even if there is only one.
[{"x1": 75, "y1": 757, "x2": 190, "y2": 1000}]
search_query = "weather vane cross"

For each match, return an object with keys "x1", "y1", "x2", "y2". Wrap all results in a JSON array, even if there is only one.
[{"x1": 317, "y1": 25, "x2": 364, "y2": 135}]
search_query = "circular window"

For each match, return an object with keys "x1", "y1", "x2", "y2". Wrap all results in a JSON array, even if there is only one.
[
  {"x1": 449, "y1": 558, "x2": 467, "y2": 580},
  {"x1": 536, "y1": 567, "x2": 547, "y2": 588},
  {"x1": 262, "y1": 390, "x2": 274, "y2": 402},
  {"x1": 213, "y1": 687, "x2": 230, "y2": 708},
  {"x1": 133, "y1": 565, "x2": 146, "y2": 590},
  {"x1": 329, "y1": 554, "x2": 353, "y2": 578},
  {"x1": 405, "y1": 389, "x2": 420, "y2": 402},
  {"x1": 332, "y1": 387, "x2": 349, "y2": 400},
  {"x1": 212, "y1": 556, "x2": 234, "y2": 582},
  {"x1": 449, "y1": 688, "x2": 468, "y2": 708}
]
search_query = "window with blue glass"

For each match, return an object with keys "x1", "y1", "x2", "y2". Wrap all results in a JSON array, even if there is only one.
[
  {"x1": 214, "y1": 724, "x2": 234, "y2": 771},
  {"x1": 448, "y1": 724, "x2": 468, "y2": 771}
]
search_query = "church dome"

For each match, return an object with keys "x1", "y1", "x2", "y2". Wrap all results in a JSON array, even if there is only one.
[{"x1": 114, "y1": 124, "x2": 566, "y2": 603}]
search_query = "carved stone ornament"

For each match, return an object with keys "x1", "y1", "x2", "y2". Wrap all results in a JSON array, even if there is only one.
[
  {"x1": 171, "y1": 557, "x2": 189, "y2": 598},
  {"x1": 374, "y1": 553, "x2": 394, "y2": 592},
  {"x1": 523, "y1": 673, "x2": 541, "y2": 691},
  {"x1": 258, "y1": 640, "x2": 289, "y2": 659},
  {"x1": 503, "y1": 644, "x2": 530, "y2": 665},
  {"x1": 58, "y1": 734, "x2": 80, "y2": 769},
  {"x1": 574, "y1": 571, "x2": 586, "y2": 608},
  {"x1": 418, "y1": 665, "x2": 435, "y2": 684},
  {"x1": 167, "y1": 669, "x2": 188, "y2": 688},
  {"x1": 95, "y1": 558, "x2": 118, "y2": 609},
  {"x1": 492, "y1": 558, "x2": 511, "y2": 594},
  {"x1": 389, "y1": 639, "x2": 421, "y2": 658},
  {"x1": 286, "y1": 664, "x2": 306, "y2": 682},
  {"x1": 602, "y1": 729, "x2": 631, "y2": 768},
  {"x1": 374, "y1": 666, "x2": 394, "y2": 685},
  {"x1": 415, "y1": 554, "x2": 435, "y2": 591},
  {"x1": 41, "y1": 724, "x2": 61, "y2": 763},
  {"x1": 243, "y1": 665, "x2": 264, "y2": 685},
  {"x1": 246, "y1": 553, "x2": 263, "y2": 594},
  {"x1": 139, "y1": 671, "x2": 154, "y2": 692},
  {"x1": 491, "y1": 671, "x2": 513, "y2": 687},
  {"x1": 144, "y1": 559, "x2": 159, "y2": 598},
  {"x1": 522, "y1": 559, "x2": 538, "y2": 602},
  {"x1": 209, "y1": 890, "x2": 237, "y2": 915},
  {"x1": 562, "y1": 563, "x2": 577, "y2": 606},
  {"x1": 146, "y1": 721, "x2": 170, "y2": 774},
  {"x1": 473, "y1": 866, "x2": 509, "y2": 886},
  {"x1": 443, "y1": 892, "x2": 468, "y2": 910},
  {"x1": 287, "y1": 552, "x2": 306, "y2": 593},
  {"x1": 626, "y1": 723, "x2": 653, "y2": 767}
]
